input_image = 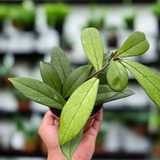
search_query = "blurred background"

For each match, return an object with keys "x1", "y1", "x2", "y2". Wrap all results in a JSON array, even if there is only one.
[{"x1": 0, "y1": 0, "x2": 160, "y2": 159}]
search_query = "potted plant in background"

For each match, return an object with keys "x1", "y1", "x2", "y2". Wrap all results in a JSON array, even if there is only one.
[
  {"x1": 0, "y1": 4, "x2": 8, "y2": 33},
  {"x1": 106, "y1": 25, "x2": 119, "y2": 48},
  {"x1": 152, "y1": 0, "x2": 160, "y2": 38},
  {"x1": 9, "y1": 3, "x2": 35, "y2": 32},
  {"x1": 45, "y1": 3, "x2": 71, "y2": 37},
  {"x1": 9, "y1": 27, "x2": 160, "y2": 160},
  {"x1": 13, "y1": 89, "x2": 31, "y2": 111},
  {"x1": 13, "y1": 114, "x2": 39, "y2": 154},
  {"x1": 82, "y1": 5, "x2": 108, "y2": 30},
  {"x1": 119, "y1": 111, "x2": 148, "y2": 136},
  {"x1": 124, "y1": 11, "x2": 136, "y2": 30},
  {"x1": 24, "y1": 128, "x2": 39, "y2": 154},
  {"x1": 1, "y1": 54, "x2": 15, "y2": 87},
  {"x1": 94, "y1": 129, "x2": 106, "y2": 154}
]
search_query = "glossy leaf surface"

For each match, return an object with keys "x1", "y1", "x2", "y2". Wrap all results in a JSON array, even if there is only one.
[
  {"x1": 9, "y1": 77, "x2": 66, "y2": 109},
  {"x1": 51, "y1": 45, "x2": 72, "y2": 84},
  {"x1": 81, "y1": 28, "x2": 104, "y2": 72},
  {"x1": 59, "y1": 78, "x2": 99, "y2": 146},
  {"x1": 96, "y1": 85, "x2": 134, "y2": 105},
  {"x1": 117, "y1": 31, "x2": 149, "y2": 58},
  {"x1": 62, "y1": 65, "x2": 92, "y2": 98},
  {"x1": 121, "y1": 60, "x2": 160, "y2": 108},
  {"x1": 107, "y1": 60, "x2": 128, "y2": 91},
  {"x1": 61, "y1": 129, "x2": 83, "y2": 160},
  {"x1": 40, "y1": 62, "x2": 62, "y2": 94}
]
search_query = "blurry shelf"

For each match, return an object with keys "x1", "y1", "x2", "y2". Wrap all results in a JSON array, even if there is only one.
[
  {"x1": 103, "y1": 106, "x2": 150, "y2": 111},
  {"x1": 0, "y1": 149, "x2": 150, "y2": 159},
  {"x1": 0, "y1": 104, "x2": 149, "y2": 119},
  {"x1": 0, "y1": 110, "x2": 45, "y2": 119},
  {"x1": 0, "y1": 53, "x2": 44, "y2": 62},
  {"x1": 0, "y1": 149, "x2": 45, "y2": 158},
  {"x1": 93, "y1": 152, "x2": 150, "y2": 159}
]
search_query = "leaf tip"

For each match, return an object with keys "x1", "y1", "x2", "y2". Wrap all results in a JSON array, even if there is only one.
[{"x1": 8, "y1": 78, "x2": 12, "y2": 82}]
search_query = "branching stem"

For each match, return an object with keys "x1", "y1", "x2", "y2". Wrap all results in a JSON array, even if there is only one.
[{"x1": 86, "y1": 50, "x2": 119, "y2": 81}]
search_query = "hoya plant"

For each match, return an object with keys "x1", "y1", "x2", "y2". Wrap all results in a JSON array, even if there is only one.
[{"x1": 9, "y1": 28, "x2": 160, "y2": 160}]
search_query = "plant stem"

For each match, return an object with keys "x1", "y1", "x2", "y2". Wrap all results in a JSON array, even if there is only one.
[
  {"x1": 86, "y1": 59, "x2": 111, "y2": 81},
  {"x1": 86, "y1": 50, "x2": 119, "y2": 81}
]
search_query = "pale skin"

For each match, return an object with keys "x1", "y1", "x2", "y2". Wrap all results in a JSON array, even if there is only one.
[{"x1": 38, "y1": 109, "x2": 103, "y2": 160}]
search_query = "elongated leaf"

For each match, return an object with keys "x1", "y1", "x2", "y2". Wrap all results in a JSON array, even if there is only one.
[
  {"x1": 107, "y1": 60, "x2": 128, "y2": 92},
  {"x1": 117, "y1": 31, "x2": 149, "y2": 58},
  {"x1": 40, "y1": 62, "x2": 62, "y2": 94},
  {"x1": 51, "y1": 45, "x2": 72, "y2": 84},
  {"x1": 103, "y1": 51, "x2": 112, "y2": 64},
  {"x1": 96, "y1": 85, "x2": 134, "y2": 105},
  {"x1": 59, "y1": 78, "x2": 99, "y2": 146},
  {"x1": 121, "y1": 60, "x2": 160, "y2": 108},
  {"x1": 101, "y1": 50, "x2": 119, "y2": 85},
  {"x1": 9, "y1": 77, "x2": 66, "y2": 109},
  {"x1": 61, "y1": 129, "x2": 83, "y2": 160},
  {"x1": 99, "y1": 68, "x2": 108, "y2": 85},
  {"x1": 81, "y1": 28, "x2": 104, "y2": 72},
  {"x1": 62, "y1": 65, "x2": 92, "y2": 98},
  {"x1": 103, "y1": 50, "x2": 117, "y2": 65}
]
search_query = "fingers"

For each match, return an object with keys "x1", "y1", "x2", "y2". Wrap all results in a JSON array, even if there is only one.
[
  {"x1": 85, "y1": 109, "x2": 103, "y2": 138},
  {"x1": 38, "y1": 110, "x2": 59, "y2": 137},
  {"x1": 42, "y1": 110, "x2": 56, "y2": 126},
  {"x1": 92, "y1": 108, "x2": 103, "y2": 133}
]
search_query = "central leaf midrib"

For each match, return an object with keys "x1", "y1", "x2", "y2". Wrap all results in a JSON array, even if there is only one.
[
  {"x1": 15, "y1": 80, "x2": 64, "y2": 105},
  {"x1": 119, "y1": 39, "x2": 146, "y2": 56},
  {"x1": 115, "y1": 62, "x2": 123, "y2": 87},
  {"x1": 88, "y1": 29, "x2": 99, "y2": 70},
  {"x1": 43, "y1": 65, "x2": 57, "y2": 90},
  {"x1": 122, "y1": 61, "x2": 160, "y2": 92},
  {"x1": 60, "y1": 79, "x2": 97, "y2": 144},
  {"x1": 55, "y1": 52, "x2": 67, "y2": 81}
]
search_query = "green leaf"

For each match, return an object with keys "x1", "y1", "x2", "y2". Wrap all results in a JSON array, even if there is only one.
[
  {"x1": 103, "y1": 50, "x2": 117, "y2": 65},
  {"x1": 121, "y1": 60, "x2": 160, "y2": 108},
  {"x1": 59, "y1": 78, "x2": 99, "y2": 146},
  {"x1": 117, "y1": 31, "x2": 149, "y2": 58},
  {"x1": 107, "y1": 60, "x2": 128, "y2": 92},
  {"x1": 62, "y1": 65, "x2": 92, "y2": 98},
  {"x1": 96, "y1": 85, "x2": 134, "y2": 105},
  {"x1": 99, "y1": 68, "x2": 108, "y2": 85},
  {"x1": 40, "y1": 62, "x2": 62, "y2": 94},
  {"x1": 103, "y1": 51, "x2": 112, "y2": 64},
  {"x1": 9, "y1": 77, "x2": 66, "y2": 109},
  {"x1": 51, "y1": 45, "x2": 72, "y2": 84},
  {"x1": 81, "y1": 28, "x2": 104, "y2": 72},
  {"x1": 61, "y1": 129, "x2": 83, "y2": 160}
]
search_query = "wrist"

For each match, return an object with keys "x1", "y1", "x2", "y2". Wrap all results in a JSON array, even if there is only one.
[{"x1": 48, "y1": 150, "x2": 67, "y2": 160}]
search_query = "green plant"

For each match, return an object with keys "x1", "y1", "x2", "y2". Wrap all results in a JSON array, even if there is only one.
[
  {"x1": 106, "y1": 25, "x2": 119, "y2": 48},
  {"x1": 0, "y1": 4, "x2": 8, "y2": 29},
  {"x1": 9, "y1": 27, "x2": 160, "y2": 160},
  {"x1": 13, "y1": 89, "x2": 28, "y2": 101},
  {"x1": 45, "y1": 3, "x2": 71, "y2": 35},
  {"x1": 83, "y1": 5, "x2": 108, "y2": 30},
  {"x1": 14, "y1": 114, "x2": 39, "y2": 141},
  {"x1": 9, "y1": 4, "x2": 35, "y2": 31},
  {"x1": 124, "y1": 11, "x2": 136, "y2": 30},
  {"x1": 152, "y1": 0, "x2": 160, "y2": 19},
  {"x1": 107, "y1": 25, "x2": 119, "y2": 32}
]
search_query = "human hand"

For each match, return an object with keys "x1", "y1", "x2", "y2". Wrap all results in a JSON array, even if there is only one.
[{"x1": 38, "y1": 109, "x2": 103, "y2": 160}]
